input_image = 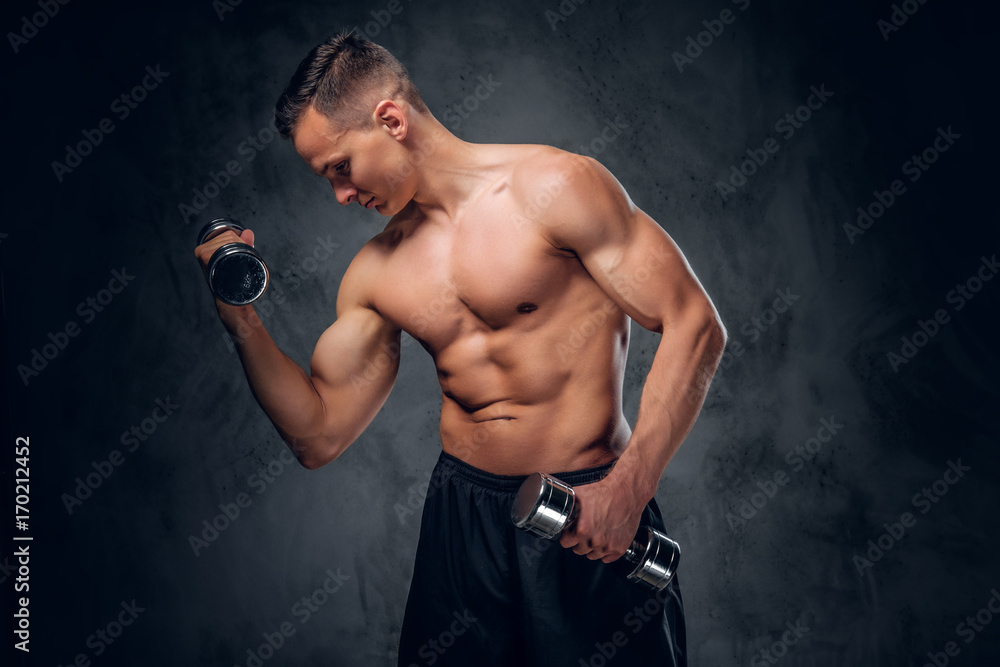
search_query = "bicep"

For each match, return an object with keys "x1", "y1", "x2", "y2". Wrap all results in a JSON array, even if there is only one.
[
  {"x1": 309, "y1": 305, "x2": 399, "y2": 403},
  {"x1": 307, "y1": 251, "x2": 400, "y2": 444}
]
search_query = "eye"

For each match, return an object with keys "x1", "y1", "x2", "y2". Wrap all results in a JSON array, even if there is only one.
[{"x1": 335, "y1": 161, "x2": 349, "y2": 174}]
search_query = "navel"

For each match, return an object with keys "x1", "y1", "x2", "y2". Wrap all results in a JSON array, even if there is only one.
[{"x1": 516, "y1": 302, "x2": 538, "y2": 314}]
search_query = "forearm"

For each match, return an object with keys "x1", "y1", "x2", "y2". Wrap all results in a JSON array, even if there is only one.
[
  {"x1": 218, "y1": 303, "x2": 328, "y2": 458},
  {"x1": 613, "y1": 309, "x2": 727, "y2": 501}
]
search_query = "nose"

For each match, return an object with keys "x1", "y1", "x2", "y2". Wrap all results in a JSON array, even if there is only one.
[{"x1": 330, "y1": 178, "x2": 357, "y2": 206}]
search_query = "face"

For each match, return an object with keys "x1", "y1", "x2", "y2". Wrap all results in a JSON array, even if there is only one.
[{"x1": 292, "y1": 104, "x2": 415, "y2": 216}]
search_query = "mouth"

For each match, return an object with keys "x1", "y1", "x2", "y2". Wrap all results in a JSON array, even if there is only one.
[{"x1": 364, "y1": 196, "x2": 376, "y2": 209}]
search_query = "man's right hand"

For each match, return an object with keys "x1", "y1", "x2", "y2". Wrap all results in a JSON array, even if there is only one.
[{"x1": 194, "y1": 226, "x2": 256, "y2": 309}]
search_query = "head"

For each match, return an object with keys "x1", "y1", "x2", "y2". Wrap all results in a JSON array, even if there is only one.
[{"x1": 275, "y1": 31, "x2": 430, "y2": 214}]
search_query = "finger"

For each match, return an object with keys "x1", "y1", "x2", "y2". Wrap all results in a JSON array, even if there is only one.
[
  {"x1": 196, "y1": 230, "x2": 241, "y2": 251},
  {"x1": 569, "y1": 535, "x2": 595, "y2": 556},
  {"x1": 240, "y1": 228, "x2": 255, "y2": 246},
  {"x1": 194, "y1": 232, "x2": 236, "y2": 265}
]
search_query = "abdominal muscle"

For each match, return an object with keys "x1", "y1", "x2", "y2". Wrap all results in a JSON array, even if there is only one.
[
  {"x1": 440, "y1": 398, "x2": 630, "y2": 475},
  {"x1": 434, "y1": 320, "x2": 632, "y2": 475}
]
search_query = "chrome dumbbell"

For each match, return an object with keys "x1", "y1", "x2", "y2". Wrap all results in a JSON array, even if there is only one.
[
  {"x1": 511, "y1": 472, "x2": 680, "y2": 590},
  {"x1": 196, "y1": 218, "x2": 269, "y2": 306}
]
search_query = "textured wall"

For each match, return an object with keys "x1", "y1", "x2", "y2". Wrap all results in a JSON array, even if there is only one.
[{"x1": 2, "y1": 0, "x2": 997, "y2": 665}]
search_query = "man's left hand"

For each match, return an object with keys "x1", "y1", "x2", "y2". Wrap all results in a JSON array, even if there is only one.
[{"x1": 558, "y1": 470, "x2": 650, "y2": 564}]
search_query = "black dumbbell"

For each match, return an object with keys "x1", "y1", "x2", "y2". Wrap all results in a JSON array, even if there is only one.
[
  {"x1": 511, "y1": 472, "x2": 680, "y2": 590},
  {"x1": 196, "y1": 218, "x2": 269, "y2": 306}
]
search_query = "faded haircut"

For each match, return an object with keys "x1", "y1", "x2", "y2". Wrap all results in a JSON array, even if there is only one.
[{"x1": 274, "y1": 30, "x2": 428, "y2": 138}]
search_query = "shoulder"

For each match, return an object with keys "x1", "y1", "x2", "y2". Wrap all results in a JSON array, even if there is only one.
[
  {"x1": 334, "y1": 236, "x2": 392, "y2": 316},
  {"x1": 336, "y1": 206, "x2": 420, "y2": 313},
  {"x1": 506, "y1": 145, "x2": 636, "y2": 247},
  {"x1": 508, "y1": 145, "x2": 593, "y2": 196}
]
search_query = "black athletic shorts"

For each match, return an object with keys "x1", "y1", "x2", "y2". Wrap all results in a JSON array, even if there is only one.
[{"x1": 396, "y1": 451, "x2": 686, "y2": 667}]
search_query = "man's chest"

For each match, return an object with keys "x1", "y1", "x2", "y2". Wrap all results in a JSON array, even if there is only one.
[{"x1": 371, "y1": 211, "x2": 581, "y2": 342}]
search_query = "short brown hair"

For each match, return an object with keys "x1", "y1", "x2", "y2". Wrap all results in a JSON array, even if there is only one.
[{"x1": 274, "y1": 31, "x2": 428, "y2": 138}]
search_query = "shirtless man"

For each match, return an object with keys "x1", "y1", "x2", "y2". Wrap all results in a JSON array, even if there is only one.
[{"x1": 196, "y1": 32, "x2": 726, "y2": 666}]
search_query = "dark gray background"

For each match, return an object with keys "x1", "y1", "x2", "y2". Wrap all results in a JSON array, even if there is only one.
[{"x1": 2, "y1": 0, "x2": 998, "y2": 665}]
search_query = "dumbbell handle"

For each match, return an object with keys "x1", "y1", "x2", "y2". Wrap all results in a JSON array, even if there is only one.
[
  {"x1": 623, "y1": 539, "x2": 645, "y2": 565},
  {"x1": 197, "y1": 217, "x2": 248, "y2": 246}
]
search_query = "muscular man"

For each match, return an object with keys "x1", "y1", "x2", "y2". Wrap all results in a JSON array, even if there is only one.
[{"x1": 195, "y1": 32, "x2": 726, "y2": 666}]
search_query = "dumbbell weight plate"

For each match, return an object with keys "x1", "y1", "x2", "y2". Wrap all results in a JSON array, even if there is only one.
[
  {"x1": 625, "y1": 525, "x2": 681, "y2": 590},
  {"x1": 196, "y1": 217, "x2": 269, "y2": 306},
  {"x1": 207, "y1": 246, "x2": 269, "y2": 306},
  {"x1": 511, "y1": 472, "x2": 576, "y2": 539}
]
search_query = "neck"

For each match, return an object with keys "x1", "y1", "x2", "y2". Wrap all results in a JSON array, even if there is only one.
[{"x1": 402, "y1": 114, "x2": 487, "y2": 219}]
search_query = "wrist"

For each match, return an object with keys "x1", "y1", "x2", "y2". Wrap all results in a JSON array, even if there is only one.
[
  {"x1": 217, "y1": 301, "x2": 258, "y2": 333},
  {"x1": 607, "y1": 453, "x2": 658, "y2": 508}
]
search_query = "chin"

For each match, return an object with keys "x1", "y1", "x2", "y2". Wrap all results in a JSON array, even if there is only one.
[{"x1": 377, "y1": 200, "x2": 400, "y2": 216}]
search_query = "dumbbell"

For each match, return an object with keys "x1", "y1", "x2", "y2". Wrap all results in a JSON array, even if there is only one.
[
  {"x1": 511, "y1": 472, "x2": 680, "y2": 591},
  {"x1": 196, "y1": 218, "x2": 269, "y2": 306}
]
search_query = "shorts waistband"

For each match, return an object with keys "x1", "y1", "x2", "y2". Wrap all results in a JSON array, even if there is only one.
[{"x1": 435, "y1": 451, "x2": 616, "y2": 492}]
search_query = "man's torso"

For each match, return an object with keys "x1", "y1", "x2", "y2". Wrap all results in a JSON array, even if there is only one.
[{"x1": 356, "y1": 144, "x2": 633, "y2": 474}]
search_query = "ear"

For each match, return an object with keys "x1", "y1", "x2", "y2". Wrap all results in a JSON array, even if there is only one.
[{"x1": 374, "y1": 100, "x2": 407, "y2": 141}]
